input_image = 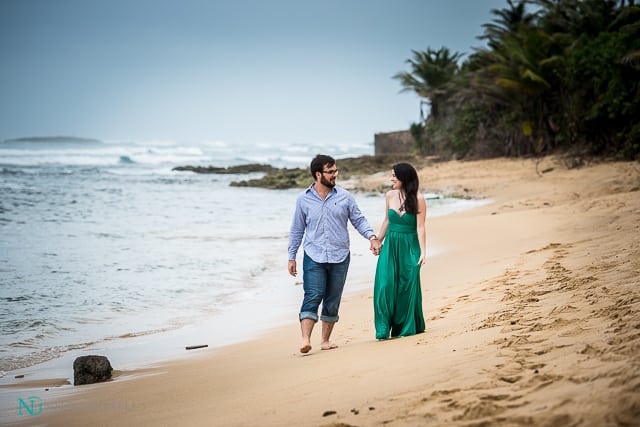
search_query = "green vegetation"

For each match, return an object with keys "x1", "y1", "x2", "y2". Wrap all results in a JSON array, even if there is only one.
[{"x1": 394, "y1": 0, "x2": 640, "y2": 160}]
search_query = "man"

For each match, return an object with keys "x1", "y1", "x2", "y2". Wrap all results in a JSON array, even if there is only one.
[{"x1": 288, "y1": 154, "x2": 381, "y2": 353}]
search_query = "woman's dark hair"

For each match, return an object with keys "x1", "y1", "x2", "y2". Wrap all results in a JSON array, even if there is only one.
[
  {"x1": 310, "y1": 154, "x2": 335, "y2": 179},
  {"x1": 393, "y1": 163, "x2": 420, "y2": 214}
]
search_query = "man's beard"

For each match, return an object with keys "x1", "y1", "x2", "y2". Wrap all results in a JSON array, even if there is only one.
[{"x1": 320, "y1": 175, "x2": 335, "y2": 188}]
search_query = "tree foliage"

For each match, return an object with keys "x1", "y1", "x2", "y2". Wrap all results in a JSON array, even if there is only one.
[
  {"x1": 393, "y1": 47, "x2": 463, "y2": 119},
  {"x1": 396, "y1": 0, "x2": 640, "y2": 160}
]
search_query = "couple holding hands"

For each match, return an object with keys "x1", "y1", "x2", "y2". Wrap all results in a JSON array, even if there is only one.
[{"x1": 288, "y1": 154, "x2": 426, "y2": 353}]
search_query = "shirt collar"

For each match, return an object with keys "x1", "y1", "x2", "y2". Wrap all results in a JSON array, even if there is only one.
[{"x1": 306, "y1": 182, "x2": 337, "y2": 198}]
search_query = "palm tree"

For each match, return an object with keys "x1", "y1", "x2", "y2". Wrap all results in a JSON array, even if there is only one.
[
  {"x1": 393, "y1": 47, "x2": 463, "y2": 120},
  {"x1": 468, "y1": 0, "x2": 562, "y2": 155},
  {"x1": 479, "y1": 0, "x2": 537, "y2": 50}
]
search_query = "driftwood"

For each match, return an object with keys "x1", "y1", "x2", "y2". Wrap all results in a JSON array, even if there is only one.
[{"x1": 185, "y1": 344, "x2": 208, "y2": 350}]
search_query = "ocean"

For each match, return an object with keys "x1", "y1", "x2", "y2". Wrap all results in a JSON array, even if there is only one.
[{"x1": 0, "y1": 137, "x2": 486, "y2": 378}]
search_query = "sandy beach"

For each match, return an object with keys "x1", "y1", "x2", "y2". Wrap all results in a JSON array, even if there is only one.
[{"x1": 4, "y1": 156, "x2": 639, "y2": 426}]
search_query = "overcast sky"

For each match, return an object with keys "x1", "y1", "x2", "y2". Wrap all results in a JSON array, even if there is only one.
[{"x1": 0, "y1": 0, "x2": 507, "y2": 146}]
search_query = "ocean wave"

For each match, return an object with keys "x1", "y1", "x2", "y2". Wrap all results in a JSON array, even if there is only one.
[
  {"x1": 1, "y1": 295, "x2": 32, "y2": 303},
  {"x1": 0, "y1": 341, "x2": 99, "y2": 372},
  {"x1": 0, "y1": 167, "x2": 26, "y2": 175},
  {"x1": 0, "y1": 144, "x2": 209, "y2": 167},
  {"x1": 1, "y1": 139, "x2": 375, "y2": 170},
  {"x1": 0, "y1": 154, "x2": 211, "y2": 167},
  {"x1": 119, "y1": 155, "x2": 135, "y2": 164},
  {"x1": 110, "y1": 328, "x2": 171, "y2": 340}
]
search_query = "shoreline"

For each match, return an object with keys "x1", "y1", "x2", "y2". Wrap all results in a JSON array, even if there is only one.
[
  {"x1": 0, "y1": 186, "x2": 483, "y2": 385},
  {"x1": 0, "y1": 261, "x2": 373, "y2": 389},
  {"x1": 2, "y1": 156, "x2": 639, "y2": 426}
]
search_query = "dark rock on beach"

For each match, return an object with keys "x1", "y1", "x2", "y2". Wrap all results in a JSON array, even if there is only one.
[{"x1": 73, "y1": 355, "x2": 113, "y2": 386}]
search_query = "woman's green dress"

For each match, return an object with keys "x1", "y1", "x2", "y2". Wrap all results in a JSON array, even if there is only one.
[{"x1": 374, "y1": 209, "x2": 425, "y2": 340}]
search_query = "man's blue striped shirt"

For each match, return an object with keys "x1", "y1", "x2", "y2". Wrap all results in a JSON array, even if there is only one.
[{"x1": 288, "y1": 184, "x2": 375, "y2": 263}]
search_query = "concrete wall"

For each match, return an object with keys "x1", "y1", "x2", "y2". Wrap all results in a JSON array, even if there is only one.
[{"x1": 374, "y1": 130, "x2": 414, "y2": 156}]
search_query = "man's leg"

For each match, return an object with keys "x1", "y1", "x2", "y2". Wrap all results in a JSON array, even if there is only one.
[
  {"x1": 321, "y1": 321, "x2": 337, "y2": 350},
  {"x1": 300, "y1": 318, "x2": 315, "y2": 353},
  {"x1": 299, "y1": 253, "x2": 325, "y2": 353},
  {"x1": 320, "y1": 254, "x2": 350, "y2": 350}
]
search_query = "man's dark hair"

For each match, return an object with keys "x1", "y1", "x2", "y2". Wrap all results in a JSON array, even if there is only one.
[{"x1": 310, "y1": 154, "x2": 335, "y2": 179}]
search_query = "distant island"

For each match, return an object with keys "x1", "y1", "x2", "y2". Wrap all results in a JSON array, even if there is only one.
[{"x1": 3, "y1": 136, "x2": 103, "y2": 144}]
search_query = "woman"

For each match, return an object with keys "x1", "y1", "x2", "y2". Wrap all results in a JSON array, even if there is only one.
[{"x1": 373, "y1": 163, "x2": 426, "y2": 340}]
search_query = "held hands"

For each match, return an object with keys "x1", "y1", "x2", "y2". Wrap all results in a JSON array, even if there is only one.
[{"x1": 370, "y1": 238, "x2": 382, "y2": 256}]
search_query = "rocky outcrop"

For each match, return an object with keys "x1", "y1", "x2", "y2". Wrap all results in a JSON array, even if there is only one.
[
  {"x1": 172, "y1": 163, "x2": 276, "y2": 174},
  {"x1": 230, "y1": 168, "x2": 310, "y2": 189},
  {"x1": 175, "y1": 154, "x2": 433, "y2": 190},
  {"x1": 73, "y1": 355, "x2": 113, "y2": 386}
]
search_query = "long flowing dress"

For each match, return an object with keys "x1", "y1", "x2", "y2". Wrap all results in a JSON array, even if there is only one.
[{"x1": 373, "y1": 209, "x2": 425, "y2": 340}]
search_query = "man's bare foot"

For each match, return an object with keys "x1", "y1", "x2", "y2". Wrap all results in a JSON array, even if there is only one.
[
  {"x1": 300, "y1": 343, "x2": 312, "y2": 354},
  {"x1": 321, "y1": 342, "x2": 338, "y2": 350}
]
